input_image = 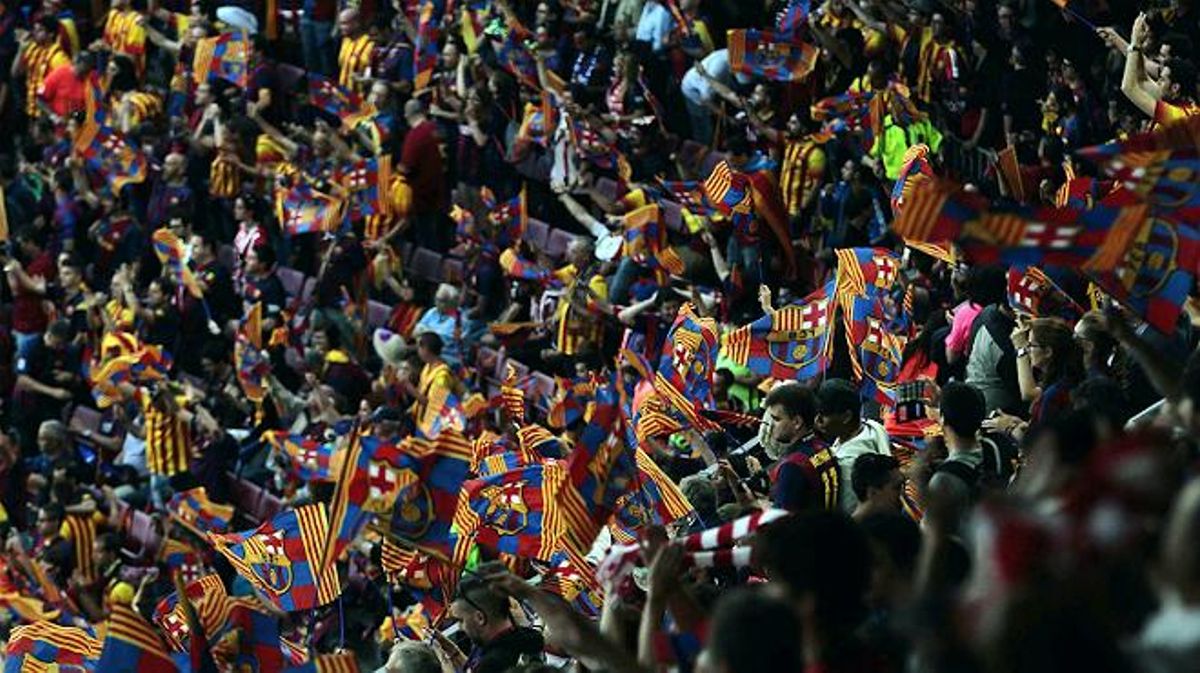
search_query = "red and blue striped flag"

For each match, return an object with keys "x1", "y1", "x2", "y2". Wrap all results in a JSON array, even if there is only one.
[
  {"x1": 97, "y1": 602, "x2": 178, "y2": 673},
  {"x1": 193, "y1": 31, "x2": 249, "y2": 88},
  {"x1": 413, "y1": 0, "x2": 445, "y2": 90},
  {"x1": 169, "y1": 487, "x2": 234, "y2": 536},
  {"x1": 4, "y1": 621, "x2": 101, "y2": 671},
  {"x1": 73, "y1": 121, "x2": 148, "y2": 195},
  {"x1": 1006, "y1": 266, "x2": 1084, "y2": 321},
  {"x1": 651, "y1": 303, "x2": 721, "y2": 433},
  {"x1": 728, "y1": 29, "x2": 818, "y2": 82},
  {"x1": 842, "y1": 294, "x2": 907, "y2": 406},
  {"x1": 275, "y1": 180, "x2": 345, "y2": 236},
  {"x1": 776, "y1": 0, "x2": 810, "y2": 34},
  {"x1": 458, "y1": 461, "x2": 566, "y2": 560},
  {"x1": 265, "y1": 431, "x2": 339, "y2": 483},
  {"x1": 152, "y1": 228, "x2": 204, "y2": 298},
  {"x1": 153, "y1": 575, "x2": 231, "y2": 652},
  {"x1": 208, "y1": 504, "x2": 341, "y2": 613},
  {"x1": 723, "y1": 279, "x2": 838, "y2": 381}
]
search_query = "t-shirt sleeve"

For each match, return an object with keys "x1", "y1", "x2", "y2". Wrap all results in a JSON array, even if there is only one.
[{"x1": 944, "y1": 305, "x2": 976, "y2": 355}]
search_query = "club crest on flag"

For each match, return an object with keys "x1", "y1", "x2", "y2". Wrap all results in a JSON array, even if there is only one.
[
  {"x1": 477, "y1": 480, "x2": 531, "y2": 535},
  {"x1": 767, "y1": 295, "x2": 830, "y2": 368},
  {"x1": 391, "y1": 481, "x2": 436, "y2": 539},
  {"x1": 244, "y1": 529, "x2": 294, "y2": 596},
  {"x1": 1117, "y1": 216, "x2": 1179, "y2": 298}
]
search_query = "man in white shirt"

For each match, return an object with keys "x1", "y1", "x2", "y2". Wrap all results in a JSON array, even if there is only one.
[
  {"x1": 815, "y1": 379, "x2": 892, "y2": 514},
  {"x1": 635, "y1": 0, "x2": 673, "y2": 54},
  {"x1": 681, "y1": 48, "x2": 750, "y2": 145}
]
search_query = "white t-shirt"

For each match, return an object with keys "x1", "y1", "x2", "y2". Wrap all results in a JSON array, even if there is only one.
[
  {"x1": 830, "y1": 419, "x2": 892, "y2": 513},
  {"x1": 681, "y1": 49, "x2": 732, "y2": 107}
]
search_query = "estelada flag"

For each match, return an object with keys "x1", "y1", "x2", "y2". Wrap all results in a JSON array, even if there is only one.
[
  {"x1": 169, "y1": 487, "x2": 235, "y2": 536},
  {"x1": 722, "y1": 279, "x2": 837, "y2": 382},
  {"x1": 193, "y1": 31, "x2": 249, "y2": 88},
  {"x1": 208, "y1": 504, "x2": 341, "y2": 613},
  {"x1": 727, "y1": 29, "x2": 818, "y2": 82},
  {"x1": 97, "y1": 602, "x2": 178, "y2": 673}
]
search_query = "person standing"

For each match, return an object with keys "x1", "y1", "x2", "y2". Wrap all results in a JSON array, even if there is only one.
[
  {"x1": 815, "y1": 379, "x2": 893, "y2": 514},
  {"x1": 12, "y1": 17, "x2": 70, "y2": 120}
]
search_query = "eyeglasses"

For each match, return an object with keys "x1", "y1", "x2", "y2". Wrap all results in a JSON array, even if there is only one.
[{"x1": 1028, "y1": 343, "x2": 1048, "y2": 350}]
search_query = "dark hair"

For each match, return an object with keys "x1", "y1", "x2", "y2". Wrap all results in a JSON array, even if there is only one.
[
  {"x1": 16, "y1": 226, "x2": 48, "y2": 250},
  {"x1": 454, "y1": 576, "x2": 511, "y2": 622},
  {"x1": 859, "y1": 512, "x2": 921, "y2": 576},
  {"x1": 1030, "y1": 318, "x2": 1084, "y2": 386},
  {"x1": 316, "y1": 321, "x2": 342, "y2": 349},
  {"x1": 706, "y1": 589, "x2": 802, "y2": 673},
  {"x1": 40, "y1": 502, "x2": 65, "y2": 523},
  {"x1": 964, "y1": 264, "x2": 1008, "y2": 307},
  {"x1": 1071, "y1": 378, "x2": 1130, "y2": 430},
  {"x1": 48, "y1": 319, "x2": 75, "y2": 342},
  {"x1": 59, "y1": 254, "x2": 83, "y2": 272},
  {"x1": 418, "y1": 331, "x2": 443, "y2": 356},
  {"x1": 851, "y1": 453, "x2": 900, "y2": 502},
  {"x1": 754, "y1": 511, "x2": 871, "y2": 628},
  {"x1": 940, "y1": 381, "x2": 986, "y2": 438},
  {"x1": 37, "y1": 16, "x2": 59, "y2": 34},
  {"x1": 1166, "y1": 57, "x2": 1198, "y2": 100},
  {"x1": 816, "y1": 379, "x2": 860, "y2": 421},
  {"x1": 252, "y1": 243, "x2": 277, "y2": 267},
  {"x1": 764, "y1": 383, "x2": 817, "y2": 428}
]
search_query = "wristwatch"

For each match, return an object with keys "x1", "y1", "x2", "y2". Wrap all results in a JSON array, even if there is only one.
[{"x1": 1016, "y1": 347, "x2": 1029, "y2": 358}]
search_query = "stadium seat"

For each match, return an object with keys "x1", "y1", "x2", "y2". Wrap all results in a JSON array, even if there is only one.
[
  {"x1": 367, "y1": 300, "x2": 392, "y2": 329},
  {"x1": 125, "y1": 509, "x2": 161, "y2": 560},
  {"x1": 545, "y1": 229, "x2": 576, "y2": 259},
  {"x1": 411, "y1": 248, "x2": 444, "y2": 283},
  {"x1": 442, "y1": 258, "x2": 464, "y2": 284},
  {"x1": 595, "y1": 178, "x2": 621, "y2": 201},
  {"x1": 524, "y1": 219, "x2": 551, "y2": 250}
]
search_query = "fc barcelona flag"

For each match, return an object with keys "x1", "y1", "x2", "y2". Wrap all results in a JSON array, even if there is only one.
[
  {"x1": 234, "y1": 334, "x2": 270, "y2": 403},
  {"x1": 895, "y1": 181, "x2": 1149, "y2": 272},
  {"x1": 723, "y1": 280, "x2": 836, "y2": 381},
  {"x1": 457, "y1": 462, "x2": 566, "y2": 561},
  {"x1": 97, "y1": 602, "x2": 178, "y2": 673},
  {"x1": 727, "y1": 29, "x2": 818, "y2": 82},
  {"x1": 283, "y1": 652, "x2": 360, "y2": 673},
  {"x1": 193, "y1": 31, "x2": 249, "y2": 88},
  {"x1": 73, "y1": 121, "x2": 148, "y2": 195},
  {"x1": 4, "y1": 621, "x2": 101, "y2": 671},
  {"x1": 153, "y1": 575, "x2": 232, "y2": 652},
  {"x1": 386, "y1": 432, "x2": 474, "y2": 563},
  {"x1": 810, "y1": 90, "x2": 873, "y2": 123},
  {"x1": 495, "y1": 23, "x2": 539, "y2": 88},
  {"x1": 834, "y1": 247, "x2": 903, "y2": 300},
  {"x1": 652, "y1": 303, "x2": 721, "y2": 433},
  {"x1": 1088, "y1": 211, "x2": 1200, "y2": 333},
  {"x1": 891, "y1": 144, "x2": 934, "y2": 214},
  {"x1": 336, "y1": 156, "x2": 392, "y2": 218},
  {"x1": 264, "y1": 431, "x2": 339, "y2": 483},
  {"x1": 842, "y1": 295, "x2": 906, "y2": 405},
  {"x1": 776, "y1": 0, "x2": 810, "y2": 34},
  {"x1": 276, "y1": 180, "x2": 346, "y2": 235},
  {"x1": 1006, "y1": 267, "x2": 1084, "y2": 321},
  {"x1": 208, "y1": 504, "x2": 341, "y2": 613},
  {"x1": 308, "y1": 74, "x2": 365, "y2": 128},
  {"x1": 622, "y1": 203, "x2": 686, "y2": 275},
  {"x1": 152, "y1": 228, "x2": 204, "y2": 299},
  {"x1": 610, "y1": 448, "x2": 695, "y2": 543},
  {"x1": 169, "y1": 487, "x2": 234, "y2": 536},
  {"x1": 413, "y1": 0, "x2": 445, "y2": 90},
  {"x1": 499, "y1": 247, "x2": 552, "y2": 284}
]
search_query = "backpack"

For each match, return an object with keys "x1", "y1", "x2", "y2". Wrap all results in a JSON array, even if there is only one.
[{"x1": 932, "y1": 432, "x2": 1018, "y2": 497}]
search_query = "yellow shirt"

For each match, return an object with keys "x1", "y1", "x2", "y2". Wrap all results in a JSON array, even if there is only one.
[
  {"x1": 338, "y1": 33, "x2": 375, "y2": 94},
  {"x1": 413, "y1": 360, "x2": 456, "y2": 431},
  {"x1": 103, "y1": 9, "x2": 147, "y2": 74},
  {"x1": 552, "y1": 266, "x2": 608, "y2": 355},
  {"x1": 780, "y1": 139, "x2": 826, "y2": 217},
  {"x1": 23, "y1": 42, "x2": 70, "y2": 116}
]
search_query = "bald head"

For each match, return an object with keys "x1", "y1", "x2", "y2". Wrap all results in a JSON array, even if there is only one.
[
  {"x1": 338, "y1": 9, "x2": 361, "y2": 35},
  {"x1": 404, "y1": 98, "x2": 426, "y2": 122}
]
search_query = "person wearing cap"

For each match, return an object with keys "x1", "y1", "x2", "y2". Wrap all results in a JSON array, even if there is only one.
[{"x1": 815, "y1": 379, "x2": 892, "y2": 514}]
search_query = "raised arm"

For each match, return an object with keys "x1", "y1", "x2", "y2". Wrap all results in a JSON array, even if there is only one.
[{"x1": 1121, "y1": 13, "x2": 1159, "y2": 118}]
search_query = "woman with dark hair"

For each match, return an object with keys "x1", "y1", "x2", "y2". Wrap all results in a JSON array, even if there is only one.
[{"x1": 987, "y1": 317, "x2": 1085, "y2": 439}]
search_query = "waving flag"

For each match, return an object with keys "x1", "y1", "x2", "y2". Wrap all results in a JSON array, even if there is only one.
[
  {"x1": 652, "y1": 303, "x2": 721, "y2": 433},
  {"x1": 1007, "y1": 267, "x2": 1084, "y2": 321},
  {"x1": 723, "y1": 280, "x2": 837, "y2": 382},
  {"x1": 308, "y1": 74, "x2": 370, "y2": 129},
  {"x1": 413, "y1": 0, "x2": 445, "y2": 90},
  {"x1": 266, "y1": 432, "x2": 339, "y2": 483},
  {"x1": 496, "y1": 22, "x2": 538, "y2": 88},
  {"x1": 283, "y1": 652, "x2": 360, "y2": 673},
  {"x1": 225, "y1": 599, "x2": 285, "y2": 673},
  {"x1": 499, "y1": 247, "x2": 552, "y2": 284},
  {"x1": 157, "y1": 538, "x2": 206, "y2": 586},
  {"x1": 810, "y1": 89, "x2": 873, "y2": 123},
  {"x1": 728, "y1": 29, "x2": 818, "y2": 82},
  {"x1": 776, "y1": 0, "x2": 810, "y2": 34},
  {"x1": 208, "y1": 504, "x2": 341, "y2": 613},
  {"x1": 622, "y1": 203, "x2": 686, "y2": 275},
  {"x1": 4, "y1": 621, "x2": 101, "y2": 671},
  {"x1": 457, "y1": 461, "x2": 566, "y2": 560},
  {"x1": 323, "y1": 432, "x2": 408, "y2": 568},
  {"x1": 0, "y1": 591, "x2": 60, "y2": 624},
  {"x1": 152, "y1": 228, "x2": 204, "y2": 298},
  {"x1": 895, "y1": 181, "x2": 1149, "y2": 272},
  {"x1": 891, "y1": 144, "x2": 935, "y2": 214},
  {"x1": 610, "y1": 449, "x2": 695, "y2": 543},
  {"x1": 835, "y1": 247, "x2": 903, "y2": 299},
  {"x1": 336, "y1": 156, "x2": 393, "y2": 218},
  {"x1": 169, "y1": 487, "x2": 234, "y2": 536},
  {"x1": 73, "y1": 121, "x2": 148, "y2": 195},
  {"x1": 97, "y1": 602, "x2": 178, "y2": 673},
  {"x1": 153, "y1": 575, "x2": 232, "y2": 652},
  {"x1": 276, "y1": 180, "x2": 346, "y2": 236},
  {"x1": 843, "y1": 294, "x2": 907, "y2": 405},
  {"x1": 193, "y1": 31, "x2": 249, "y2": 87},
  {"x1": 386, "y1": 432, "x2": 474, "y2": 563},
  {"x1": 539, "y1": 547, "x2": 602, "y2": 617},
  {"x1": 1089, "y1": 211, "x2": 1200, "y2": 333}
]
